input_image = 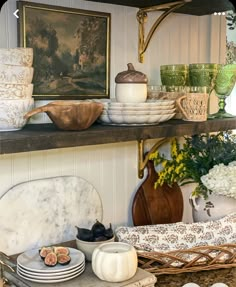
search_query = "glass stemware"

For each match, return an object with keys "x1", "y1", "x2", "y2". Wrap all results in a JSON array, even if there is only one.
[
  {"x1": 209, "y1": 64, "x2": 236, "y2": 119},
  {"x1": 188, "y1": 63, "x2": 221, "y2": 117}
]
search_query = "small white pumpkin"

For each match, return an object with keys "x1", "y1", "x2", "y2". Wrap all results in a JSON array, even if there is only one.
[{"x1": 92, "y1": 242, "x2": 138, "y2": 282}]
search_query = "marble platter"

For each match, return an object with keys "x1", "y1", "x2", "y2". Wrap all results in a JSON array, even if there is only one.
[{"x1": 0, "y1": 176, "x2": 103, "y2": 255}]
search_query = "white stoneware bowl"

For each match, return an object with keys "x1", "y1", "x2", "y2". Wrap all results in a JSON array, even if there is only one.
[
  {"x1": 109, "y1": 100, "x2": 175, "y2": 109},
  {"x1": 97, "y1": 111, "x2": 112, "y2": 124},
  {"x1": 0, "y1": 98, "x2": 34, "y2": 131},
  {"x1": 0, "y1": 83, "x2": 33, "y2": 99},
  {"x1": 107, "y1": 113, "x2": 124, "y2": 124},
  {"x1": 76, "y1": 236, "x2": 115, "y2": 261},
  {"x1": 0, "y1": 64, "x2": 34, "y2": 84},
  {"x1": 0, "y1": 48, "x2": 33, "y2": 67}
]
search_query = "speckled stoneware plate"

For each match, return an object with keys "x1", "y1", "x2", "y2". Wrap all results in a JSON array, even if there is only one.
[{"x1": 17, "y1": 248, "x2": 85, "y2": 273}]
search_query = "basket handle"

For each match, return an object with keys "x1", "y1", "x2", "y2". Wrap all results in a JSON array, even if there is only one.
[{"x1": 176, "y1": 95, "x2": 188, "y2": 120}]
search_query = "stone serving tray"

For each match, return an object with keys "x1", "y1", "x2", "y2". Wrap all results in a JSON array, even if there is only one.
[{"x1": 0, "y1": 176, "x2": 103, "y2": 255}]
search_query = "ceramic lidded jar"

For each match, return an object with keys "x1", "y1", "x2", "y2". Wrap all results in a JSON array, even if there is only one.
[{"x1": 115, "y1": 63, "x2": 148, "y2": 103}]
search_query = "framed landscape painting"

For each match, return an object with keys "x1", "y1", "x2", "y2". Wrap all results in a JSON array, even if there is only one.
[{"x1": 17, "y1": 1, "x2": 111, "y2": 100}]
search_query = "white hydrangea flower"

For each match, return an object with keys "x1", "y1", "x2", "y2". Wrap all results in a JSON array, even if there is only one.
[{"x1": 200, "y1": 161, "x2": 236, "y2": 199}]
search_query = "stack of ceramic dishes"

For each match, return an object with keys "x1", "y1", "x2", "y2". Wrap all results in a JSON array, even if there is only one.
[
  {"x1": 16, "y1": 247, "x2": 85, "y2": 283},
  {"x1": 0, "y1": 48, "x2": 34, "y2": 131},
  {"x1": 97, "y1": 99, "x2": 176, "y2": 125}
]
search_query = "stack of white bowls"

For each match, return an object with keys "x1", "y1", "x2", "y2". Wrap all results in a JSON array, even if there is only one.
[{"x1": 0, "y1": 47, "x2": 34, "y2": 131}]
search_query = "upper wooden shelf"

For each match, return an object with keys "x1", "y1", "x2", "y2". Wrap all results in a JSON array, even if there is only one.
[
  {"x1": 85, "y1": 0, "x2": 234, "y2": 15},
  {"x1": 0, "y1": 118, "x2": 236, "y2": 155}
]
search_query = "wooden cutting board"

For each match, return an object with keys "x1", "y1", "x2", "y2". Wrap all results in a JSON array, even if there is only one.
[
  {"x1": 0, "y1": 176, "x2": 103, "y2": 255},
  {"x1": 132, "y1": 160, "x2": 184, "y2": 226}
]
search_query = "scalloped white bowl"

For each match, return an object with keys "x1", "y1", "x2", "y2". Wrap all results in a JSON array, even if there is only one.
[
  {"x1": 0, "y1": 64, "x2": 34, "y2": 84},
  {"x1": 0, "y1": 83, "x2": 33, "y2": 99},
  {"x1": 0, "y1": 48, "x2": 33, "y2": 67},
  {"x1": 0, "y1": 98, "x2": 34, "y2": 131},
  {"x1": 97, "y1": 112, "x2": 112, "y2": 124}
]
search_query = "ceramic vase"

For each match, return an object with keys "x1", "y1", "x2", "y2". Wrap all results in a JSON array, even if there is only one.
[{"x1": 189, "y1": 193, "x2": 236, "y2": 222}]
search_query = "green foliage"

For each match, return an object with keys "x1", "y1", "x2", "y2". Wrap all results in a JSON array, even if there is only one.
[{"x1": 149, "y1": 131, "x2": 236, "y2": 198}]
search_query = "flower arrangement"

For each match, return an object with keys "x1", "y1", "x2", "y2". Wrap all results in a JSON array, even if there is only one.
[
  {"x1": 201, "y1": 161, "x2": 236, "y2": 199},
  {"x1": 149, "y1": 131, "x2": 236, "y2": 199}
]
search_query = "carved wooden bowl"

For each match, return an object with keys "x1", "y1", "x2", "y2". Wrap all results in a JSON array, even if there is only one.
[{"x1": 24, "y1": 100, "x2": 104, "y2": 131}]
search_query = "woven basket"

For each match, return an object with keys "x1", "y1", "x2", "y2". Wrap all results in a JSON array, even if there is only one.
[
  {"x1": 176, "y1": 92, "x2": 209, "y2": 122},
  {"x1": 137, "y1": 244, "x2": 236, "y2": 275}
]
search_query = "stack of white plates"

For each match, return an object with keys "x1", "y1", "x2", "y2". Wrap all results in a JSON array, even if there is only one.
[
  {"x1": 16, "y1": 248, "x2": 85, "y2": 283},
  {"x1": 97, "y1": 99, "x2": 176, "y2": 125}
]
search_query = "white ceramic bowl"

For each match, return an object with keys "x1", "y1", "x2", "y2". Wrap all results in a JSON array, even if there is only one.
[
  {"x1": 108, "y1": 113, "x2": 124, "y2": 124},
  {"x1": 0, "y1": 98, "x2": 34, "y2": 131},
  {"x1": 157, "y1": 113, "x2": 176, "y2": 122},
  {"x1": 123, "y1": 114, "x2": 149, "y2": 124},
  {"x1": 97, "y1": 111, "x2": 112, "y2": 124},
  {"x1": 109, "y1": 100, "x2": 175, "y2": 108},
  {"x1": 0, "y1": 64, "x2": 34, "y2": 84},
  {"x1": 0, "y1": 83, "x2": 33, "y2": 99},
  {"x1": 76, "y1": 236, "x2": 115, "y2": 261},
  {"x1": 0, "y1": 48, "x2": 33, "y2": 67},
  {"x1": 107, "y1": 108, "x2": 175, "y2": 115}
]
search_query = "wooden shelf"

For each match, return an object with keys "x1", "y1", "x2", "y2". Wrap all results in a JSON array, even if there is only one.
[
  {"x1": 85, "y1": 0, "x2": 234, "y2": 16},
  {"x1": 0, "y1": 118, "x2": 236, "y2": 155}
]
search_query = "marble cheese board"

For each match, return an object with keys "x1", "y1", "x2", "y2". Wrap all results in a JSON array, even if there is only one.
[{"x1": 0, "y1": 176, "x2": 103, "y2": 255}]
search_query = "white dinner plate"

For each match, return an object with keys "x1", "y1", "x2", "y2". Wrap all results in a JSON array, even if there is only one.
[
  {"x1": 100, "y1": 122, "x2": 159, "y2": 126},
  {"x1": 17, "y1": 261, "x2": 85, "y2": 278},
  {"x1": 17, "y1": 263, "x2": 85, "y2": 280},
  {"x1": 107, "y1": 108, "x2": 176, "y2": 115},
  {"x1": 17, "y1": 266, "x2": 85, "y2": 283},
  {"x1": 108, "y1": 100, "x2": 175, "y2": 108},
  {"x1": 17, "y1": 248, "x2": 85, "y2": 273}
]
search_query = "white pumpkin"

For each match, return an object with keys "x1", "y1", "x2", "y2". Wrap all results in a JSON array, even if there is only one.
[{"x1": 92, "y1": 242, "x2": 138, "y2": 282}]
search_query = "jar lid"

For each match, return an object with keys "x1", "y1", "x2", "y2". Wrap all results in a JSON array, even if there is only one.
[{"x1": 115, "y1": 63, "x2": 148, "y2": 84}]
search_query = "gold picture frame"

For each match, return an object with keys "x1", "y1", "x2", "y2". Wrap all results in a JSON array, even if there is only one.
[{"x1": 17, "y1": 1, "x2": 111, "y2": 100}]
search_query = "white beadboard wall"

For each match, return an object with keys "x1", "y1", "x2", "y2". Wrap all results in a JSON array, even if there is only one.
[{"x1": 0, "y1": 0, "x2": 227, "y2": 237}]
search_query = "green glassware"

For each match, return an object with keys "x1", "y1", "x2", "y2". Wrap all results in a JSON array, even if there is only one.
[
  {"x1": 189, "y1": 63, "x2": 220, "y2": 93},
  {"x1": 160, "y1": 64, "x2": 188, "y2": 87},
  {"x1": 209, "y1": 64, "x2": 236, "y2": 118}
]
